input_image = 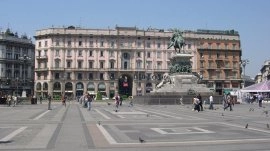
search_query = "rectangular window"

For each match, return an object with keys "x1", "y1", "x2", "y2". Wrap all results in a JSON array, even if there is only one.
[
  {"x1": 79, "y1": 41, "x2": 82, "y2": 46},
  {"x1": 67, "y1": 50, "x2": 71, "y2": 56},
  {"x1": 78, "y1": 61, "x2": 82, "y2": 68},
  {"x1": 232, "y1": 44, "x2": 236, "y2": 50},
  {"x1": 208, "y1": 43, "x2": 212, "y2": 49},
  {"x1": 225, "y1": 44, "x2": 228, "y2": 49},
  {"x1": 67, "y1": 61, "x2": 71, "y2": 68},
  {"x1": 56, "y1": 40, "x2": 60, "y2": 46},
  {"x1": 78, "y1": 73, "x2": 82, "y2": 80},
  {"x1": 200, "y1": 52, "x2": 203, "y2": 58},
  {"x1": 100, "y1": 73, "x2": 104, "y2": 80},
  {"x1": 100, "y1": 41, "x2": 104, "y2": 47},
  {"x1": 68, "y1": 41, "x2": 71, "y2": 46},
  {"x1": 147, "y1": 52, "x2": 151, "y2": 58},
  {"x1": 44, "y1": 49, "x2": 48, "y2": 56},
  {"x1": 111, "y1": 41, "x2": 114, "y2": 47},
  {"x1": 78, "y1": 50, "x2": 82, "y2": 56},
  {"x1": 110, "y1": 73, "x2": 115, "y2": 79},
  {"x1": 89, "y1": 62, "x2": 93, "y2": 68},
  {"x1": 38, "y1": 42, "x2": 41, "y2": 47},
  {"x1": 88, "y1": 73, "x2": 93, "y2": 80},
  {"x1": 110, "y1": 62, "x2": 114, "y2": 68},
  {"x1": 147, "y1": 42, "x2": 151, "y2": 48},
  {"x1": 157, "y1": 51, "x2": 161, "y2": 58},
  {"x1": 136, "y1": 61, "x2": 141, "y2": 69},
  {"x1": 225, "y1": 52, "x2": 228, "y2": 58},
  {"x1": 167, "y1": 52, "x2": 171, "y2": 59},
  {"x1": 100, "y1": 62, "x2": 104, "y2": 68},
  {"x1": 55, "y1": 50, "x2": 60, "y2": 56},
  {"x1": 157, "y1": 62, "x2": 162, "y2": 69},
  {"x1": 67, "y1": 72, "x2": 71, "y2": 80},
  {"x1": 137, "y1": 52, "x2": 141, "y2": 58},
  {"x1": 146, "y1": 61, "x2": 152, "y2": 69},
  {"x1": 109, "y1": 51, "x2": 114, "y2": 57},
  {"x1": 89, "y1": 41, "x2": 93, "y2": 47},
  {"x1": 55, "y1": 73, "x2": 60, "y2": 79},
  {"x1": 200, "y1": 61, "x2": 204, "y2": 68},
  {"x1": 137, "y1": 42, "x2": 141, "y2": 48},
  {"x1": 89, "y1": 50, "x2": 93, "y2": 56},
  {"x1": 45, "y1": 41, "x2": 48, "y2": 47},
  {"x1": 217, "y1": 43, "x2": 220, "y2": 49},
  {"x1": 157, "y1": 43, "x2": 161, "y2": 49},
  {"x1": 100, "y1": 51, "x2": 104, "y2": 57}
]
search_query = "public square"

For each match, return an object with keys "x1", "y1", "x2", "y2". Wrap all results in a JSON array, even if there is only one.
[{"x1": 0, "y1": 100, "x2": 270, "y2": 151}]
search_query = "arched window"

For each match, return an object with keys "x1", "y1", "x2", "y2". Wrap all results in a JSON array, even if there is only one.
[
  {"x1": 53, "y1": 82, "x2": 61, "y2": 90},
  {"x1": 65, "y1": 82, "x2": 73, "y2": 91},
  {"x1": 43, "y1": 83, "x2": 48, "y2": 90},
  {"x1": 36, "y1": 82, "x2": 41, "y2": 90}
]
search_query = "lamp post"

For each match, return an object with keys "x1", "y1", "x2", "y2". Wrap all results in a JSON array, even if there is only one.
[
  {"x1": 19, "y1": 54, "x2": 31, "y2": 97},
  {"x1": 241, "y1": 59, "x2": 249, "y2": 88}
]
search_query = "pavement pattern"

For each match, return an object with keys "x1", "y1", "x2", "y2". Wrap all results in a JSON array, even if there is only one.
[{"x1": 0, "y1": 100, "x2": 270, "y2": 151}]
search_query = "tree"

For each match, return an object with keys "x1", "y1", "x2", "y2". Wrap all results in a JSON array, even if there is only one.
[{"x1": 96, "y1": 91, "x2": 102, "y2": 100}]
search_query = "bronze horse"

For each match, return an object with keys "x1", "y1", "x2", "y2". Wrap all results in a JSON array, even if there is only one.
[{"x1": 167, "y1": 30, "x2": 186, "y2": 53}]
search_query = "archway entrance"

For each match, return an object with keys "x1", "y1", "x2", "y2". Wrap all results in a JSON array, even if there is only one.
[{"x1": 118, "y1": 74, "x2": 133, "y2": 97}]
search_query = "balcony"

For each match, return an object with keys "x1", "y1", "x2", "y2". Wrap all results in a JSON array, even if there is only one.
[
  {"x1": 50, "y1": 67, "x2": 64, "y2": 71},
  {"x1": 35, "y1": 68, "x2": 49, "y2": 72},
  {"x1": 36, "y1": 55, "x2": 48, "y2": 60}
]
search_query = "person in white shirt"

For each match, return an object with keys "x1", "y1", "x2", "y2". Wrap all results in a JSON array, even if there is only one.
[{"x1": 209, "y1": 95, "x2": 214, "y2": 110}]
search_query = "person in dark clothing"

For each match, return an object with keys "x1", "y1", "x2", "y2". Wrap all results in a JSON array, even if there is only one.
[{"x1": 197, "y1": 94, "x2": 203, "y2": 111}]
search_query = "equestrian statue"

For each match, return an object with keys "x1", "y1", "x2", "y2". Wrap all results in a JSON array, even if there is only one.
[{"x1": 167, "y1": 29, "x2": 186, "y2": 53}]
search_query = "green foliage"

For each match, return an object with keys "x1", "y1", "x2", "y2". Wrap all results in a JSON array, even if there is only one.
[
  {"x1": 121, "y1": 95, "x2": 128, "y2": 100},
  {"x1": 53, "y1": 95, "x2": 61, "y2": 100},
  {"x1": 96, "y1": 91, "x2": 102, "y2": 100}
]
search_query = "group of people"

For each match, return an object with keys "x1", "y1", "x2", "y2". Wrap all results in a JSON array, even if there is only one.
[
  {"x1": 6, "y1": 95, "x2": 17, "y2": 107},
  {"x1": 79, "y1": 93, "x2": 93, "y2": 111},
  {"x1": 192, "y1": 93, "x2": 235, "y2": 112},
  {"x1": 193, "y1": 94, "x2": 204, "y2": 112}
]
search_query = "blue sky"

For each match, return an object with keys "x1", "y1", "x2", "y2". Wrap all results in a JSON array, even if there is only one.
[{"x1": 1, "y1": 0, "x2": 270, "y2": 78}]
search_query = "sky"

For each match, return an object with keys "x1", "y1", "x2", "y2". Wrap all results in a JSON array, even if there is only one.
[{"x1": 1, "y1": 0, "x2": 270, "y2": 78}]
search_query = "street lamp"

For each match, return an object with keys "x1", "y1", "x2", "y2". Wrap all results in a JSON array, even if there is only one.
[
  {"x1": 240, "y1": 59, "x2": 249, "y2": 88},
  {"x1": 241, "y1": 59, "x2": 249, "y2": 76},
  {"x1": 19, "y1": 54, "x2": 31, "y2": 97}
]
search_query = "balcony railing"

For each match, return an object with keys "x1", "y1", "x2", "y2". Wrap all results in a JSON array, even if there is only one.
[{"x1": 36, "y1": 55, "x2": 48, "y2": 60}]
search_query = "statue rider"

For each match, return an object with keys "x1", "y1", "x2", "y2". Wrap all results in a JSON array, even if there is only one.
[{"x1": 167, "y1": 29, "x2": 186, "y2": 53}]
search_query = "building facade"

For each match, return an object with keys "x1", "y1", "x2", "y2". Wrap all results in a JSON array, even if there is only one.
[
  {"x1": 194, "y1": 29, "x2": 242, "y2": 94},
  {"x1": 34, "y1": 26, "x2": 242, "y2": 98},
  {"x1": 0, "y1": 29, "x2": 35, "y2": 97},
  {"x1": 259, "y1": 60, "x2": 270, "y2": 82}
]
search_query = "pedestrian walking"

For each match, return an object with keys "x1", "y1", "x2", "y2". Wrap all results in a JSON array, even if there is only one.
[
  {"x1": 48, "y1": 94, "x2": 52, "y2": 110},
  {"x1": 115, "y1": 94, "x2": 120, "y2": 111},
  {"x1": 40, "y1": 96, "x2": 42, "y2": 104},
  {"x1": 224, "y1": 95, "x2": 233, "y2": 111},
  {"x1": 7, "y1": 95, "x2": 12, "y2": 107},
  {"x1": 87, "y1": 94, "x2": 92, "y2": 111},
  {"x1": 193, "y1": 97, "x2": 200, "y2": 112},
  {"x1": 61, "y1": 94, "x2": 66, "y2": 107},
  {"x1": 13, "y1": 95, "x2": 17, "y2": 107},
  {"x1": 209, "y1": 95, "x2": 214, "y2": 110},
  {"x1": 258, "y1": 93, "x2": 263, "y2": 107}
]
